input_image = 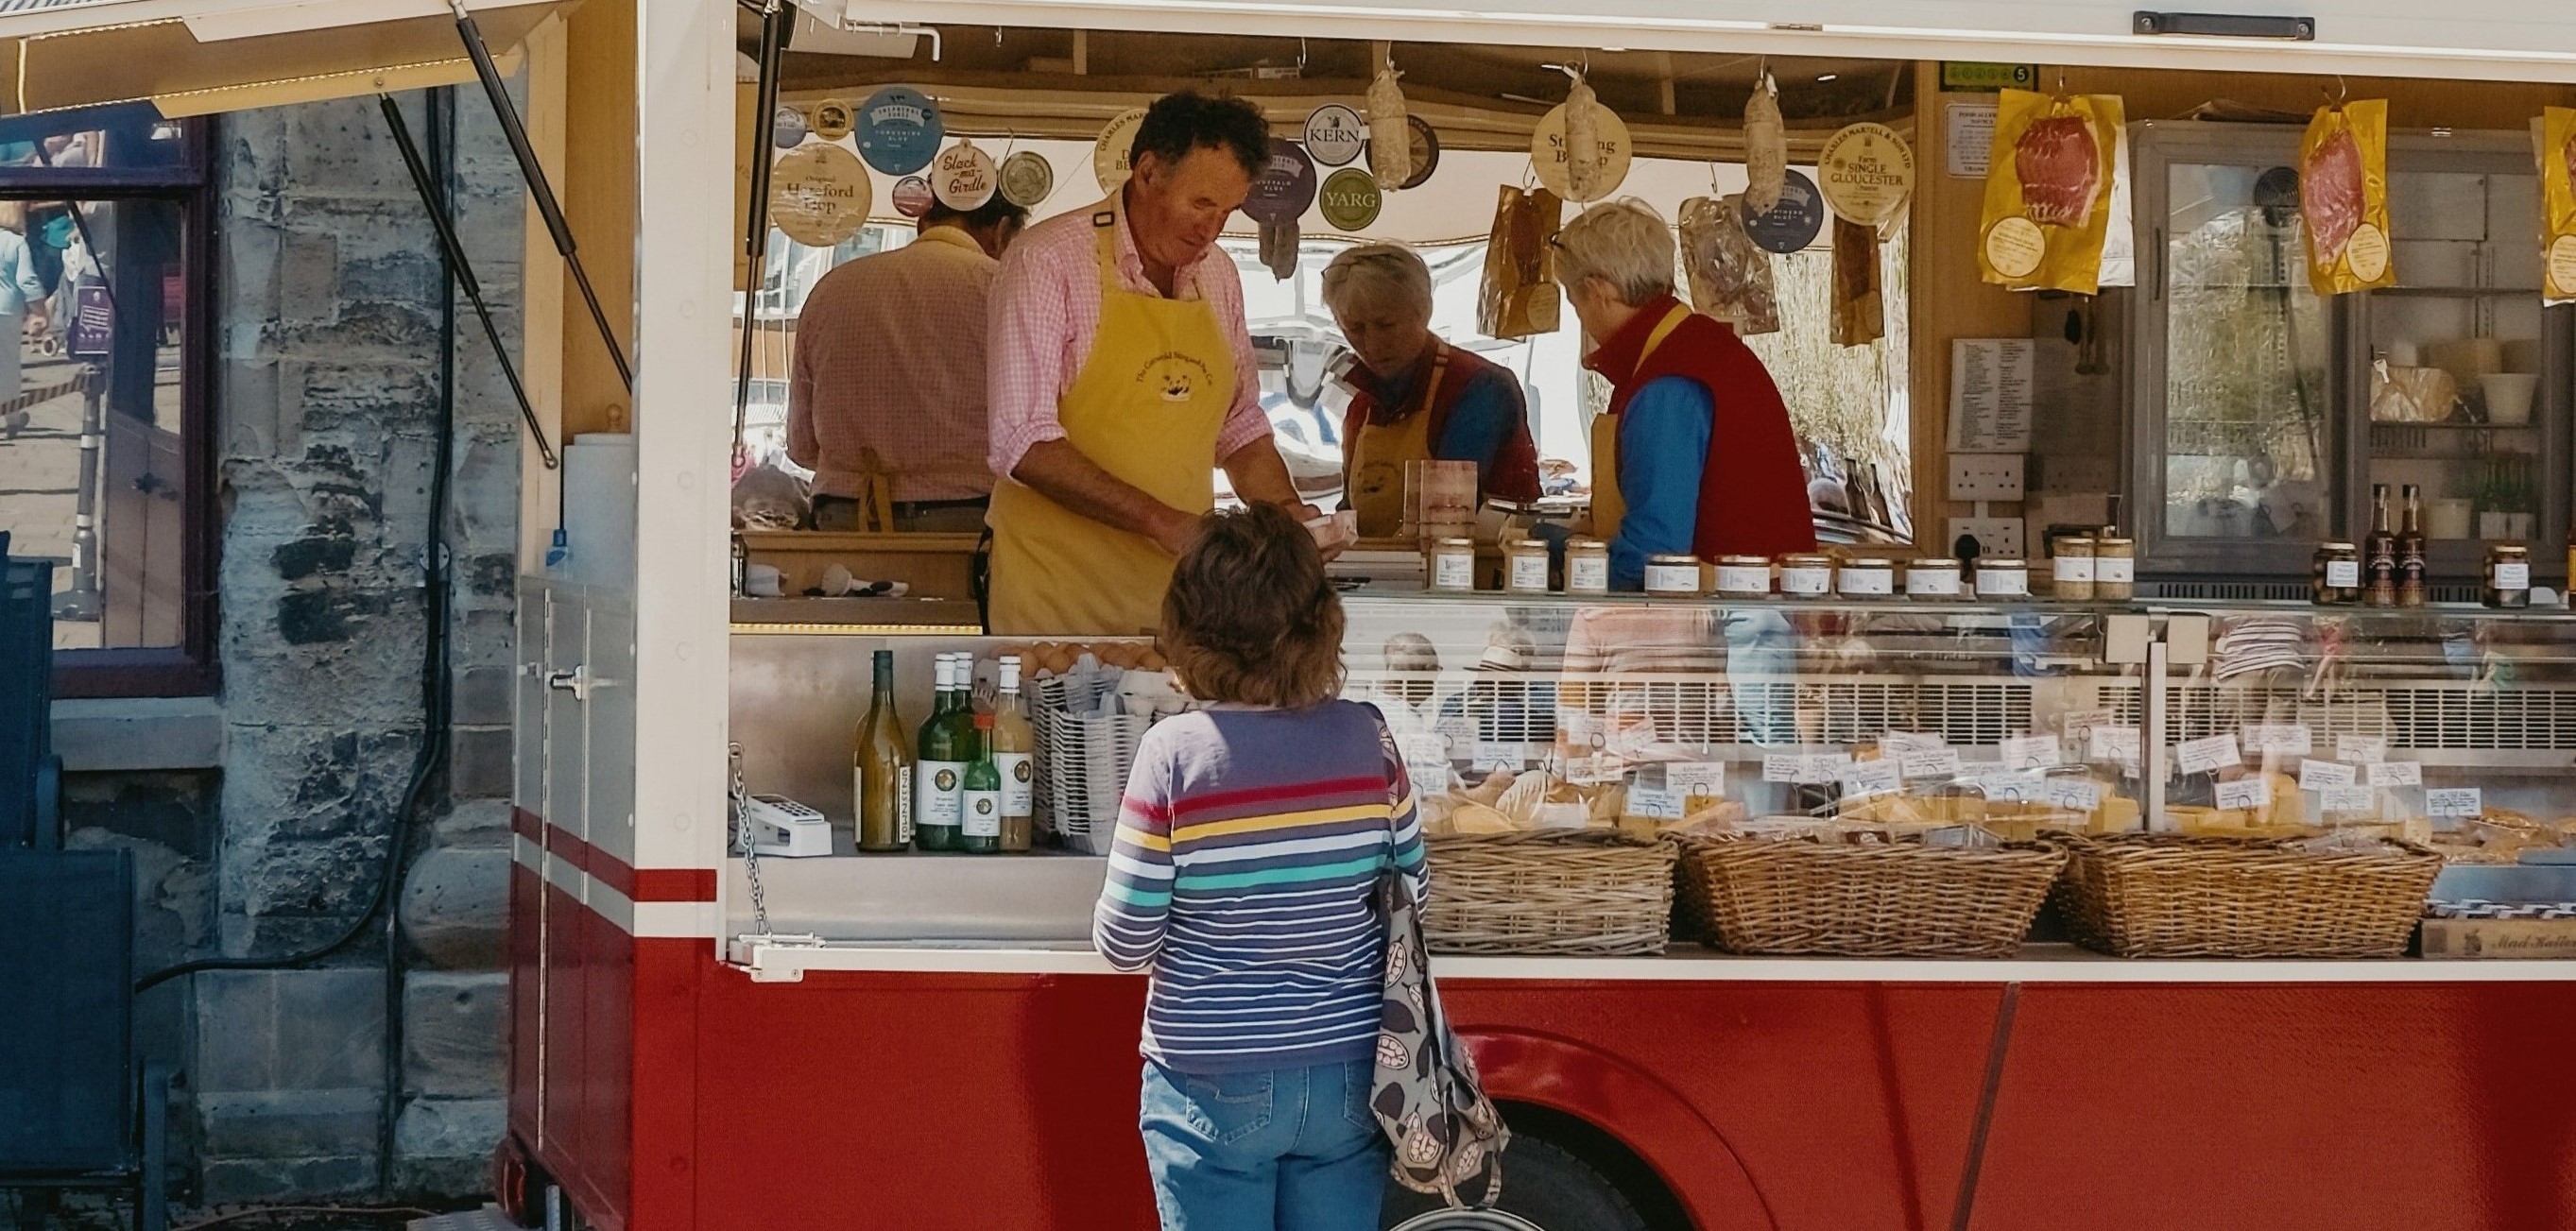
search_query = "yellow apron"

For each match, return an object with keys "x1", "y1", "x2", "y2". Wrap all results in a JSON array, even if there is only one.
[
  {"x1": 1586, "y1": 303, "x2": 1694, "y2": 544},
  {"x1": 1342, "y1": 345, "x2": 1451, "y2": 539},
  {"x1": 987, "y1": 206, "x2": 1236, "y2": 636}
]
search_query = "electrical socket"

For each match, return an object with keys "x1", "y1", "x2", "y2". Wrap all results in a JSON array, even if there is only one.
[
  {"x1": 1949, "y1": 453, "x2": 2027, "y2": 502},
  {"x1": 1949, "y1": 517, "x2": 2027, "y2": 558}
]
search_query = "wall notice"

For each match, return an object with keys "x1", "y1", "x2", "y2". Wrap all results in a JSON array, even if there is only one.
[{"x1": 1949, "y1": 338, "x2": 2035, "y2": 453}]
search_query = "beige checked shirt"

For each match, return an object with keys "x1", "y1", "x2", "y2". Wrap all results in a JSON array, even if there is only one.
[{"x1": 787, "y1": 226, "x2": 999, "y2": 503}]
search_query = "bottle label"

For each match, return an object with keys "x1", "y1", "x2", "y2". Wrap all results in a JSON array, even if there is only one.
[
  {"x1": 898, "y1": 766, "x2": 915, "y2": 844},
  {"x1": 1780, "y1": 567, "x2": 1830, "y2": 595},
  {"x1": 1976, "y1": 569, "x2": 2028, "y2": 597},
  {"x1": 1906, "y1": 568, "x2": 1962, "y2": 597},
  {"x1": 963, "y1": 790, "x2": 1003, "y2": 838},
  {"x1": 1716, "y1": 564, "x2": 1770, "y2": 594},
  {"x1": 1840, "y1": 568, "x2": 1892, "y2": 596},
  {"x1": 2096, "y1": 556, "x2": 2133, "y2": 584},
  {"x1": 1508, "y1": 555, "x2": 1550, "y2": 591},
  {"x1": 916, "y1": 760, "x2": 967, "y2": 829},
  {"x1": 1645, "y1": 562, "x2": 1701, "y2": 593},
  {"x1": 2326, "y1": 560, "x2": 2360, "y2": 588},
  {"x1": 1433, "y1": 554, "x2": 1474, "y2": 590},
  {"x1": 2495, "y1": 562, "x2": 2531, "y2": 589},
  {"x1": 2054, "y1": 556, "x2": 2095, "y2": 583},
  {"x1": 998, "y1": 753, "x2": 1034, "y2": 816}
]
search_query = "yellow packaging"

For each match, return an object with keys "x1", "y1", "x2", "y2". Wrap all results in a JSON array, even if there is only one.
[
  {"x1": 2539, "y1": 107, "x2": 2576, "y2": 305},
  {"x1": 1976, "y1": 90, "x2": 2122, "y2": 294},
  {"x1": 2300, "y1": 99, "x2": 2395, "y2": 297}
]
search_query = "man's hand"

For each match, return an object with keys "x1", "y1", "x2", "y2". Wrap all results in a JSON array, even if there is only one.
[{"x1": 1013, "y1": 438, "x2": 1198, "y2": 554}]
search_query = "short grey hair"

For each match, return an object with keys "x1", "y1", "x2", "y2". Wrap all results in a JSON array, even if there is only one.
[
  {"x1": 1320, "y1": 244, "x2": 1434, "y2": 317},
  {"x1": 1553, "y1": 198, "x2": 1674, "y2": 307}
]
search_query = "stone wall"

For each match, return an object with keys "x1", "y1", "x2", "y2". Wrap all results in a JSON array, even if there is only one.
[{"x1": 61, "y1": 85, "x2": 527, "y2": 1205}]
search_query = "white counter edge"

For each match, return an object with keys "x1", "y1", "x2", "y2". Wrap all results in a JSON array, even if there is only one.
[{"x1": 727, "y1": 940, "x2": 2576, "y2": 983}]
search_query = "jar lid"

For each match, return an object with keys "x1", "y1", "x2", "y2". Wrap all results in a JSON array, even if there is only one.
[
  {"x1": 2095, "y1": 538, "x2": 2134, "y2": 549},
  {"x1": 1717, "y1": 555, "x2": 1770, "y2": 566},
  {"x1": 2491, "y1": 544, "x2": 2530, "y2": 556},
  {"x1": 1432, "y1": 538, "x2": 1475, "y2": 548},
  {"x1": 1978, "y1": 558, "x2": 2028, "y2": 569},
  {"x1": 2053, "y1": 535, "x2": 2096, "y2": 548},
  {"x1": 2320, "y1": 541, "x2": 2357, "y2": 552},
  {"x1": 1508, "y1": 539, "x2": 1547, "y2": 551},
  {"x1": 1647, "y1": 553, "x2": 1702, "y2": 566},
  {"x1": 1780, "y1": 554, "x2": 1833, "y2": 566},
  {"x1": 1845, "y1": 556, "x2": 1895, "y2": 568},
  {"x1": 1911, "y1": 557, "x2": 1961, "y2": 569}
]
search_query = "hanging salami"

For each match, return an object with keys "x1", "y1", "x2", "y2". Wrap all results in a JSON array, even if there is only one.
[
  {"x1": 1975, "y1": 89, "x2": 2124, "y2": 295},
  {"x1": 1743, "y1": 71, "x2": 1787, "y2": 215},
  {"x1": 2538, "y1": 107, "x2": 2576, "y2": 305},
  {"x1": 1367, "y1": 61, "x2": 1413, "y2": 191},
  {"x1": 2299, "y1": 98, "x2": 2393, "y2": 296}
]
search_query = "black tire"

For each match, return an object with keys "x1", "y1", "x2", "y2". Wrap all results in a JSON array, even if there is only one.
[{"x1": 1382, "y1": 1137, "x2": 1651, "y2": 1231}]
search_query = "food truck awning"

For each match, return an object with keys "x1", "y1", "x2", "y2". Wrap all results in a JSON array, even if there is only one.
[
  {"x1": 795, "y1": 0, "x2": 2576, "y2": 82},
  {"x1": 0, "y1": 0, "x2": 571, "y2": 117}
]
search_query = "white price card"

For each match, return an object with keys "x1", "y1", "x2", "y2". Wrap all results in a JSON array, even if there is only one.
[
  {"x1": 2427, "y1": 788, "x2": 2483, "y2": 819},
  {"x1": 1974, "y1": 769, "x2": 2047, "y2": 801},
  {"x1": 2000, "y1": 734, "x2": 2062, "y2": 770},
  {"x1": 1840, "y1": 761, "x2": 1903, "y2": 800},
  {"x1": 1808, "y1": 753, "x2": 1854, "y2": 782},
  {"x1": 2043, "y1": 778, "x2": 2104, "y2": 812},
  {"x1": 2215, "y1": 777, "x2": 2273, "y2": 810},
  {"x1": 1762, "y1": 753, "x2": 1805, "y2": 783},
  {"x1": 2243, "y1": 725, "x2": 2314, "y2": 756},
  {"x1": 1899, "y1": 747, "x2": 1965, "y2": 779},
  {"x1": 2297, "y1": 760, "x2": 2357, "y2": 790},
  {"x1": 1627, "y1": 786, "x2": 1686, "y2": 821},
  {"x1": 1606, "y1": 721, "x2": 1657, "y2": 757},
  {"x1": 1554, "y1": 708, "x2": 1603, "y2": 750},
  {"x1": 2176, "y1": 733, "x2": 2243, "y2": 775},
  {"x1": 1566, "y1": 755, "x2": 1623, "y2": 785},
  {"x1": 2335, "y1": 734, "x2": 2387, "y2": 764},
  {"x1": 1473, "y1": 742, "x2": 1527, "y2": 773},
  {"x1": 1400, "y1": 734, "x2": 1450, "y2": 767},
  {"x1": 1882, "y1": 731, "x2": 1949, "y2": 755},
  {"x1": 2060, "y1": 709, "x2": 2116, "y2": 742},
  {"x1": 2368, "y1": 761, "x2": 2424, "y2": 788},
  {"x1": 2318, "y1": 785, "x2": 2377, "y2": 813},
  {"x1": 1666, "y1": 761, "x2": 1726, "y2": 796},
  {"x1": 2089, "y1": 726, "x2": 2142, "y2": 763}
]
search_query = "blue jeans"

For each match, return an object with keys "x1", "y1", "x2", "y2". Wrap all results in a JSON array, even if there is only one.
[{"x1": 1140, "y1": 1058, "x2": 1388, "y2": 1231}]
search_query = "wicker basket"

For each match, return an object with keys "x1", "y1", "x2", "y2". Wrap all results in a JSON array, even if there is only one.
[
  {"x1": 1421, "y1": 830, "x2": 1676, "y2": 956},
  {"x1": 2052, "y1": 833, "x2": 2444, "y2": 958},
  {"x1": 1675, "y1": 834, "x2": 2069, "y2": 958}
]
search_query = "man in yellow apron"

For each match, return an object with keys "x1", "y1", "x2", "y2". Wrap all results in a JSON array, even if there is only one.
[{"x1": 985, "y1": 92, "x2": 1314, "y2": 636}]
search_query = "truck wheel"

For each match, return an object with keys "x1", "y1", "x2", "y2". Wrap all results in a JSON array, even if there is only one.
[{"x1": 1382, "y1": 1137, "x2": 1650, "y2": 1231}]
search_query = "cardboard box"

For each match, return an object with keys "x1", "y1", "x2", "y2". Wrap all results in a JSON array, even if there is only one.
[{"x1": 2418, "y1": 918, "x2": 2576, "y2": 960}]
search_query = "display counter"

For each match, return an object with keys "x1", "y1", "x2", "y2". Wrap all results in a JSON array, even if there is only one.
[{"x1": 725, "y1": 588, "x2": 2576, "y2": 979}]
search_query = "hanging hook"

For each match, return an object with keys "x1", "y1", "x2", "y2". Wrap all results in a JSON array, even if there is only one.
[{"x1": 1298, "y1": 38, "x2": 1309, "y2": 72}]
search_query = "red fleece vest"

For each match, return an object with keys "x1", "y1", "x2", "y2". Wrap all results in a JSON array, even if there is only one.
[{"x1": 1589, "y1": 296, "x2": 1817, "y2": 558}]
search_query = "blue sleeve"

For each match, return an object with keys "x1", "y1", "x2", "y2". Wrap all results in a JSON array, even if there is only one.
[
  {"x1": 1607, "y1": 377, "x2": 1712, "y2": 590},
  {"x1": 7, "y1": 236, "x2": 36, "y2": 311},
  {"x1": 1432, "y1": 368, "x2": 1525, "y2": 491}
]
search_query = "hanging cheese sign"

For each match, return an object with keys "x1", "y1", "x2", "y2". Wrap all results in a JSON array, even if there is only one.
[
  {"x1": 1816, "y1": 122, "x2": 1915, "y2": 229},
  {"x1": 1531, "y1": 94, "x2": 1630, "y2": 203},
  {"x1": 855, "y1": 86, "x2": 943, "y2": 176},
  {"x1": 1241, "y1": 137, "x2": 1318, "y2": 224},
  {"x1": 769, "y1": 144, "x2": 871, "y2": 247},
  {"x1": 1741, "y1": 168, "x2": 1826, "y2": 254},
  {"x1": 1304, "y1": 104, "x2": 1366, "y2": 167},
  {"x1": 1320, "y1": 168, "x2": 1382, "y2": 231},
  {"x1": 810, "y1": 97, "x2": 856, "y2": 142},
  {"x1": 771, "y1": 104, "x2": 808, "y2": 149},
  {"x1": 999, "y1": 149, "x2": 1056, "y2": 209},
  {"x1": 890, "y1": 175, "x2": 934, "y2": 219},
  {"x1": 1093, "y1": 107, "x2": 1150, "y2": 193},
  {"x1": 932, "y1": 139, "x2": 997, "y2": 211}
]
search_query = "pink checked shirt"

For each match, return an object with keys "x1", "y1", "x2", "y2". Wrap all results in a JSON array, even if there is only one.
[
  {"x1": 986, "y1": 195, "x2": 1271, "y2": 479},
  {"x1": 788, "y1": 226, "x2": 998, "y2": 502}
]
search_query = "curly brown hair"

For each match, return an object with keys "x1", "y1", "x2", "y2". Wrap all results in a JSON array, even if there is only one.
[{"x1": 1161, "y1": 504, "x2": 1346, "y2": 708}]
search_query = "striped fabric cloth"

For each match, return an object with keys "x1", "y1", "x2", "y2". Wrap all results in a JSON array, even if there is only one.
[{"x1": 1093, "y1": 700, "x2": 1429, "y2": 1074}]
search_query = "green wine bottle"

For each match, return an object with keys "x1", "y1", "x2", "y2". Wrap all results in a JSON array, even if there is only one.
[
  {"x1": 960, "y1": 712, "x2": 1002, "y2": 855},
  {"x1": 913, "y1": 653, "x2": 967, "y2": 851}
]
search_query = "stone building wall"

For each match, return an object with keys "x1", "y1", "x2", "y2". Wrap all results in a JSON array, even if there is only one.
[{"x1": 60, "y1": 86, "x2": 526, "y2": 1205}]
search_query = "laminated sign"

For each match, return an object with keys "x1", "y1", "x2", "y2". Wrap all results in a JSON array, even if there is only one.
[
  {"x1": 1977, "y1": 90, "x2": 2123, "y2": 294},
  {"x1": 932, "y1": 139, "x2": 997, "y2": 212},
  {"x1": 2301, "y1": 98, "x2": 2394, "y2": 296},
  {"x1": 855, "y1": 86, "x2": 943, "y2": 176}
]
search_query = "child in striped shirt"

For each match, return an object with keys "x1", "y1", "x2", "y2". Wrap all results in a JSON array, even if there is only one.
[{"x1": 1094, "y1": 503, "x2": 1427, "y2": 1231}]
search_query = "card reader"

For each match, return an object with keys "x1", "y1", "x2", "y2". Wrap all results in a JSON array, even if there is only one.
[{"x1": 741, "y1": 795, "x2": 833, "y2": 857}]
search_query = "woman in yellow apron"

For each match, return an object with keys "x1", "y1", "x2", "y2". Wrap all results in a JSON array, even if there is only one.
[{"x1": 987, "y1": 207, "x2": 1235, "y2": 636}]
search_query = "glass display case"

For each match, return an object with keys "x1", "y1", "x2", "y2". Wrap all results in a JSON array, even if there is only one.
[{"x1": 2130, "y1": 121, "x2": 2574, "y2": 590}]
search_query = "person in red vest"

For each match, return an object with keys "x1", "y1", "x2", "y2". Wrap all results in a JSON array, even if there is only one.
[
  {"x1": 1322, "y1": 245, "x2": 1541, "y2": 537},
  {"x1": 1554, "y1": 199, "x2": 1816, "y2": 588}
]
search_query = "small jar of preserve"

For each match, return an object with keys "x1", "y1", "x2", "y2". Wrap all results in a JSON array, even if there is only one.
[
  {"x1": 1777, "y1": 554, "x2": 1834, "y2": 598},
  {"x1": 2486, "y1": 544, "x2": 2532, "y2": 609},
  {"x1": 1974, "y1": 557, "x2": 2030, "y2": 599},
  {"x1": 2094, "y1": 537, "x2": 2136, "y2": 602},
  {"x1": 1565, "y1": 539, "x2": 1610, "y2": 595},
  {"x1": 1426, "y1": 538, "x2": 1476, "y2": 592},
  {"x1": 2052, "y1": 537, "x2": 2097, "y2": 601},
  {"x1": 1714, "y1": 555, "x2": 1772, "y2": 597},
  {"x1": 1838, "y1": 556, "x2": 1897, "y2": 599},
  {"x1": 2313, "y1": 542, "x2": 2361, "y2": 606},
  {"x1": 1644, "y1": 554, "x2": 1705, "y2": 596},
  {"x1": 1906, "y1": 557, "x2": 1966, "y2": 600},
  {"x1": 1505, "y1": 539, "x2": 1552, "y2": 594}
]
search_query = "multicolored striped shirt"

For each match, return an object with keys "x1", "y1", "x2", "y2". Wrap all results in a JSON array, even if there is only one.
[{"x1": 1092, "y1": 700, "x2": 1428, "y2": 1074}]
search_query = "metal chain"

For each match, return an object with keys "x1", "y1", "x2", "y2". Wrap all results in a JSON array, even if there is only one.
[{"x1": 730, "y1": 742, "x2": 773, "y2": 938}]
